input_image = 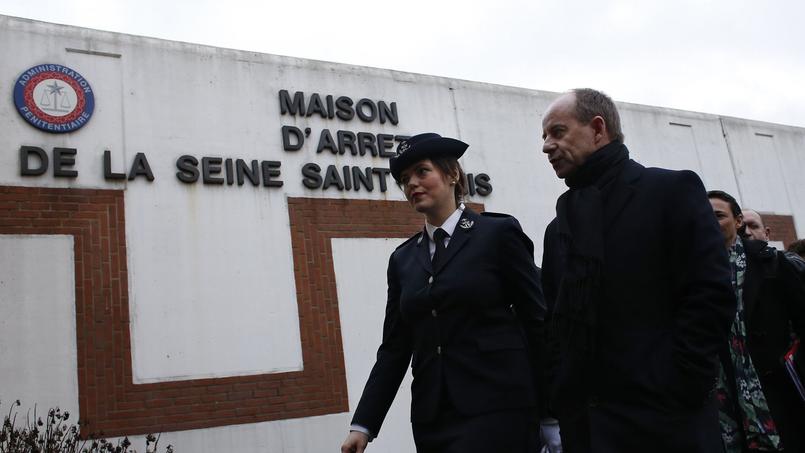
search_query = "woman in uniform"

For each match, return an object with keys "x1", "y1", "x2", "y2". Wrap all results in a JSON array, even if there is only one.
[{"x1": 340, "y1": 132, "x2": 547, "y2": 453}]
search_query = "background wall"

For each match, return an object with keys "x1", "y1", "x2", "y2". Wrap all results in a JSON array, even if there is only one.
[{"x1": 1, "y1": 14, "x2": 803, "y2": 452}]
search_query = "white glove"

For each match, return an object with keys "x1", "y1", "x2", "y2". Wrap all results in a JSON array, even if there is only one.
[{"x1": 539, "y1": 418, "x2": 563, "y2": 453}]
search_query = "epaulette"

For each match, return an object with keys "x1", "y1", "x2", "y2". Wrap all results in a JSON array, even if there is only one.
[
  {"x1": 481, "y1": 211, "x2": 526, "y2": 235},
  {"x1": 480, "y1": 211, "x2": 513, "y2": 218}
]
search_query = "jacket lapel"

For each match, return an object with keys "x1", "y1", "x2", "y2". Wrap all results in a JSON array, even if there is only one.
[
  {"x1": 741, "y1": 240, "x2": 769, "y2": 321},
  {"x1": 603, "y1": 160, "x2": 641, "y2": 230},
  {"x1": 742, "y1": 262, "x2": 760, "y2": 322},
  {"x1": 433, "y1": 209, "x2": 476, "y2": 274},
  {"x1": 415, "y1": 230, "x2": 434, "y2": 275}
]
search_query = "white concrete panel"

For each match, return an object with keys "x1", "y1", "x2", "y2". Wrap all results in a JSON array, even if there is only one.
[
  {"x1": 333, "y1": 237, "x2": 416, "y2": 453},
  {"x1": 127, "y1": 186, "x2": 303, "y2": 382},
  {"x1": 728, "y1": 120, "x2": 805, "y2": 238},
  {"x1": 0, "y1": 235, "x2": 78, "y2": 416},
  {"x1": 772, "y1": 129, "x2": 805, "y2": 237},
  {"x1": 721, "y1": 118, "x2": 796, "y2": 215},
  {"x1": 620, "y1": 108, "x2": 703, "y2": 173},
  {"x1": 618, "y1": 103, "x2": 740, "y2": 194}
]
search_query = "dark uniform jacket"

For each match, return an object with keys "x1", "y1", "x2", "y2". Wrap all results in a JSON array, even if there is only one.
[
  {"x1": 351, "y1": 208, "x2": 546, "y2": 438},
  {"x1": 542, "y1": 159, "x2": 735, "y2": 452},
  {"x1": 725, "y1": 239, "x2": 805, "y2": 452}
]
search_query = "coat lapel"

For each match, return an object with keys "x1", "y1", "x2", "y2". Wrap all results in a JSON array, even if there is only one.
[
  {"x1": 415, "y1": 230, "x2": 434, "y2": 275},
  {"x1": 741, "y1": 240, "x2": 768, "y2": 321},
  {"x1": 603, "y1": 160, "x2": 641, "y2": 230},
  {"x1": 742, "y1": 258, "x2": 761, "y2": 321},
  {"x1": 433, "y1": 209, "x2": 476, "y2": 274}
]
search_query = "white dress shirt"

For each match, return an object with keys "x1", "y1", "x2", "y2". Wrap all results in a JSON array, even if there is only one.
[{"x1": 425, "y1": 204, "x2": 464, "y2": 258}]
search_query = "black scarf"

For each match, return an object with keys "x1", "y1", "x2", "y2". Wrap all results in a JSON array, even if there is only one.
[{"x1": 553, "y1": 141, "x2": 629, "y2": 356}]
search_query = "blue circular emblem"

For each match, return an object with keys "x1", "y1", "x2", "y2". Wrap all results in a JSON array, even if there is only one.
[{"x1": 13, "y1": 64, "x2": 95, "y2": 133}]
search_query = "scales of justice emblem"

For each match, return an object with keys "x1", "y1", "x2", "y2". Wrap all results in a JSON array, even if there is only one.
[
  {"x1": 38, "y1": 80, "x2": 74, "y2": 113},
  {"x1": 13, "y1": 63, "x2": 95, "y2": 133}
]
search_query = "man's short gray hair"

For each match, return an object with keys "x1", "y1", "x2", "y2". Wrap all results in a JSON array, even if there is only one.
[{"x1": 571, "y1": 88, "x2": 625, "y2": 143}]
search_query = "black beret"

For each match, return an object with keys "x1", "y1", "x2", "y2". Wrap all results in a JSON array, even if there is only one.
[{"x1": 389, "y1": 133, "x2": 468, "y2": 181}]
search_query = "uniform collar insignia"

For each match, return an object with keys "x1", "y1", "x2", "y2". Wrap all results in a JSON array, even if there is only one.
[{"x1": 459, "y1": 219, "x2": 474, "y2": 230}]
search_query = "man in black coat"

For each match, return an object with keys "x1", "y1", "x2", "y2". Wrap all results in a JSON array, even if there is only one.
[
  {"x1": 708, "y1": 191, "x2": 805, "y2": 452},
  {"x1": 540, "y1": 88, "x2": 735, "y2": 452},
  {"x1": 743, "y1": 208, "x2": 805, "y2": 282}
]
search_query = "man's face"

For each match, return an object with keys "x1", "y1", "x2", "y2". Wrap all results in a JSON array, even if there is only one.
[
  {"x1": 742, "y1": 210, "x2": 770, "y2": 241},
  {"x1": 541, "y1": 93, "x2": 602, "y2": 179},
  {"x1": 709, "y1": 197, "x2": 743, "y2": 248}
]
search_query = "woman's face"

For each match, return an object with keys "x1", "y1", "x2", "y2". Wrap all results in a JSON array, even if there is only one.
[{"x1": 400, "y1": 159, "x2": 456, "y2": 218}]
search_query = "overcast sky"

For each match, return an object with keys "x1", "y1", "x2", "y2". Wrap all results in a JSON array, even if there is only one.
[{"x1": 3, "y1": 0, "x2": 804, "y2": 128}]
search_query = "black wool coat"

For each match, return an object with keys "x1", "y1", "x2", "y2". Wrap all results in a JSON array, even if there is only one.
[
  {"x1": 351, "y1": 208, "x2": 546, "y2": 438},
  {"x1": 542, "y1": 159, "x2": 736, "y2": 453},
  {"x1": 727, "y1": 239, "x2": 805, "y2": 452}
]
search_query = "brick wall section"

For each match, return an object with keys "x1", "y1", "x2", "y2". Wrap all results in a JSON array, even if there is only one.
[
  {"x1": 762, "y1": 214, "x2": 799, "y2": 248},
  {"x1": 0, "y1": 186, "x2": 484, "y2": 437},
  {"x1": 0, "y1": 185, "x2": 129, "y2": 436}
]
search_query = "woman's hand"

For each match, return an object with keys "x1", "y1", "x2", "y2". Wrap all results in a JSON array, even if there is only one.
[{"x1": 341, "y1": 431, "x2": 369, "y2": 453}]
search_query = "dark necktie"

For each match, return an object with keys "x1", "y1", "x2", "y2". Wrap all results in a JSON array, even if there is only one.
[{"x1": 432, "y1": 228, "x2": 449, "y2": 269}]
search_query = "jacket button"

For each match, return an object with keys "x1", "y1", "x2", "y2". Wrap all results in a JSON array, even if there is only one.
[
  {"x1": 437, "y1": 346, "x2": 442, "y2": 355},
  {"x1": 431, "y1": 309, "x2": 437, "y2": 317},
  {"x1": 428, "y1": 276, "x2": 434, "y2": 284}
]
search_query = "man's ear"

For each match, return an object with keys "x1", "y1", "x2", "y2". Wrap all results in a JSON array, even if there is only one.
[
  {"x1": 736, "y1": 214, "x2": 744, "y2": 229},
  {"x1": 590, "y1": 115, "x2": 609, "y2": 144}
]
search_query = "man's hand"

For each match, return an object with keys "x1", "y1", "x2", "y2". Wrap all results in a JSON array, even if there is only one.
[{"x1": 341, "y1": 431, "x2": 369, "y2": 453}]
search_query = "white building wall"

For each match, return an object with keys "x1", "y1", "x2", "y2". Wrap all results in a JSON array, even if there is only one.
[
  {"x1": 720, "y1": 117, "x2": 805, "y2": 222},
  {"x1": 1, "y1": 14, "x2": 804, "y2": 452}
]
